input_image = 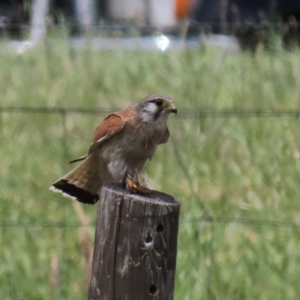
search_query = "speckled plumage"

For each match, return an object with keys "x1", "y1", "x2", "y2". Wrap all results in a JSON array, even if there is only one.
[{"x1": 50, "y1": 94, "x2": 176, "y2": 204}]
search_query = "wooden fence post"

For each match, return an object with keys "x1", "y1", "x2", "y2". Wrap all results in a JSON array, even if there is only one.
[{"x1": 88, "y1": 184, "x2": 181, "y2": 300}]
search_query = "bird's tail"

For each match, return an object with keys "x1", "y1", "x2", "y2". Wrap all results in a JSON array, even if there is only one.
[{"x1": 50, "y1": 152, "x2": 102, "y2": 204}]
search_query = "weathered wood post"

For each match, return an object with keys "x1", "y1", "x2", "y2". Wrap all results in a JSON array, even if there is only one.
[{"x1": 88, "y1": 184, "x2": 180, "y2": 300}]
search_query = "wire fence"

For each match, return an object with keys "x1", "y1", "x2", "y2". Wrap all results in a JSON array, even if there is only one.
[
  {"x1": 3, "y1": 106, "x2": 300, "y2": 117},
  {"x1": 1, "y1": 106, "x2": 300, "y2": 298},
  {"x1": 2, "y1": 19, "x2": 300, "y2": 49},
  {"x1": 2, "y1": 20, "x2": 300, "y2": 30}
]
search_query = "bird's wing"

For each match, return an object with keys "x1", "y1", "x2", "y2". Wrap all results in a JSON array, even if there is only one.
[
  {"x1": 69, "y1": 154, "x2": 88, "y2": 164},
  {"x1": 87, "y1": 114, "x2": 124, "y2": 155},
  {"x1": 87, "y1": 111, "x2": 127, "y2": 155},
  {"x1": 69, "y1": 106, "x2": 132, "y2": 162},
  {"x1": 92, "y1": 113, "x2": 124, "y2": 143}
]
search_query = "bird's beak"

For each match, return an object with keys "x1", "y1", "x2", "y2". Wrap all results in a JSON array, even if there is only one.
[{"x1": 167, "y1": 102, "x2": 177, "y2": 115}]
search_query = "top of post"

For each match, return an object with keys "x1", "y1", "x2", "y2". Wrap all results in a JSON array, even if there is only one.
[{"x1": 102, "y1": 183, "x2": 180, "y2": 207}]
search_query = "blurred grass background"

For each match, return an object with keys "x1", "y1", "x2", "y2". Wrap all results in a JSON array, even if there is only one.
[{"x1": 1, "y1": 40, "x2": 300, "y2": 299}]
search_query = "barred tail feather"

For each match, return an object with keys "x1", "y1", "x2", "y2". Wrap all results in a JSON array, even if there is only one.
[{"x1": 50, "y1": 153, "x2": 102, "y2": 204}]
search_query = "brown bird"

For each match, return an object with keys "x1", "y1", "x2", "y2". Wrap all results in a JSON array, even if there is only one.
[{"x1": 50, "y1": 94, "x2": 177, "y2": 204}]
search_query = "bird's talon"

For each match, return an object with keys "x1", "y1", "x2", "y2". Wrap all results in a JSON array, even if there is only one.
[{"x1": 126, "y1": 178, "x2": 152, "y2": 195}]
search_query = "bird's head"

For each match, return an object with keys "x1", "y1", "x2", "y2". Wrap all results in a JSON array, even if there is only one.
[{"x1": 136, "y1": 94, "x2": 177, "y2": 123}]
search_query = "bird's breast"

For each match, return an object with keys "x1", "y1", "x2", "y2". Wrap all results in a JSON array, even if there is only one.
[
  {"x1": 106, "y1": 158, "x2": 128, "y2": 182},
  {"x1": 99, "y1": 120, "x2": 167, "y2": 181}
]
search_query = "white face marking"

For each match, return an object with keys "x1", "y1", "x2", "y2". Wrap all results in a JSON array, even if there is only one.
[
  {"x1": 140, "y1": 102, "x2": 159, "y2": 122},
  {"x1": 145, "y1": 102, "x2": 158, "y2": 113}
]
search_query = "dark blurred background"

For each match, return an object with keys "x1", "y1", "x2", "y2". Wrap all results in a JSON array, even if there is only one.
[{"x1": 1, "y1": 0, "x2": 300, "y2": 50}]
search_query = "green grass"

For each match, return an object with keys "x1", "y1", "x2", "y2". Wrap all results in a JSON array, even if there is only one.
[{"x1": 1, "y1": 40, "x2": 300, "y2": 299}]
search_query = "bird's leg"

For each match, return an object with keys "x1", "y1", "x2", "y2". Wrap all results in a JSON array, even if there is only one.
[{"x1": 125, "y1": 176, "x2": 152, "y2": 195}]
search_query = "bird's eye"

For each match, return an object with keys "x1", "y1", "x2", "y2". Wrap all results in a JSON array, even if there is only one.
[{"x1": 156, "y1": 99, "x2": 163, "y2": 106}]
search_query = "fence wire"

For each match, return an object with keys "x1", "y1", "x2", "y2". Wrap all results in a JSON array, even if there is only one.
[
  {"x1": 2, "y1": 20, "x2": 300, "y2": 30},
  {"x1": 2, "y1": 20, "x2": 300, "y2": 51},
  {"x1": 2, "y1": 106, "x2": 300, "y2": 118},
  {"x1": 1, "y1": 107, "x2": 300, "y2": 299}
]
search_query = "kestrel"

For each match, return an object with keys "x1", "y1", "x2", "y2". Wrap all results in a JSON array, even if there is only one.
[{"x1": 50, "y1": 94, "x2": 177, "y2": 204}]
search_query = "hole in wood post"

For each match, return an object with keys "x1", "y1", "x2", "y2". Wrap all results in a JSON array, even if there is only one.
[
  {"x1": 157, "y1": 223, "x2": 164, "y2": 233},
  {"x1": 149, "y1": 284, "x2": 158, "y2": 295},
  {"x1": 144, "y1": 231, "x2": 153, "y2": 246}
]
